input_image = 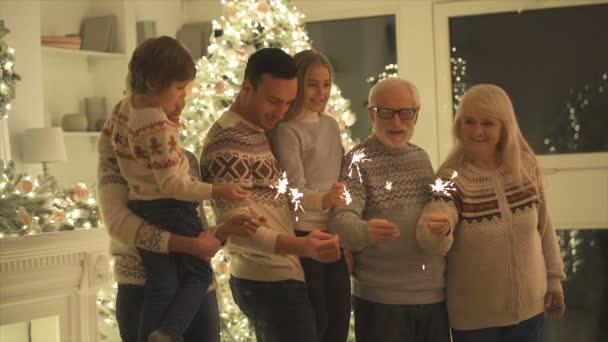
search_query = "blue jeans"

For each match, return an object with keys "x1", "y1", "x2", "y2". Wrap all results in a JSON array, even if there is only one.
[
  {"x1": 116, "y1": 284, "x2": 220, "y2": 342},
  {"x1": 352, "y1": 297, "x2": 450, "y2": 342},
  {"x1": 229, "y1": 276, "x2": 318, "y2": 342},
  {"x1": 451, "y1": 312, "x2": 544, "y2": 342},
  {"x1": 128, "y1": 199, "x2": 213, "y2": 341}
]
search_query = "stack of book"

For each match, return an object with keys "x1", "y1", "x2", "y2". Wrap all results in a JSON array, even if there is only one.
[{"x1": 41, "y1": 35, "x2": 81, "y2": 50}]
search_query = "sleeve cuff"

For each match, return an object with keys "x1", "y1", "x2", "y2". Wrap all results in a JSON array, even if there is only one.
[
  {"x1": 159, "y1": 231, "x2": 171, "y2": 254},
  {"x1": 547, "y1": 277, "x2": 563, "y2": 292},
  {"x1": 302, "y1": 191, "x2": 325, "y2": 211},
  {"x1": 250, "y1": 227, "x2": 279, "y2": 254}
]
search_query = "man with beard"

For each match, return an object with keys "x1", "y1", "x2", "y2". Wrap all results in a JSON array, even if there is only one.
[{"x1": 329, "y1": 77, "x2": 450, "y2": 342}]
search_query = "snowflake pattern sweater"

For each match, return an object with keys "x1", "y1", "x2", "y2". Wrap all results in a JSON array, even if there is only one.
[
  {"x1": 416, "y1": 153, "x2": 566, "y2": 330},
  {"x1": 200, "y1": 111, "x2": 304, "y2": 282}
]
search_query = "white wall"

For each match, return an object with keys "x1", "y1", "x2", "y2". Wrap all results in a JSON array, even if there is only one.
[{"x1": 0, "y1": 0, "x2": 44, "y2": 175}]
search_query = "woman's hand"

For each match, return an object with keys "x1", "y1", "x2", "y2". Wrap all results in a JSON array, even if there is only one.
[
  {"x1": 212, "y1": 183, "x2": 252, "y2": 202},
  {"x1": 544, "y1": 291, "x2": 566, "y2": 318},
  {"x1": 425, "y1": 213, "x2": 451, "y2": 236},
  {"x1": 216, "y1": 213, "x2": 265, "y2": 242}
]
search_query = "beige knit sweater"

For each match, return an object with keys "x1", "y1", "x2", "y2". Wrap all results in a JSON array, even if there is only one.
[
  {"x1": 416, "y1": 153, "x2": 565, "y2": 330},
  {"x1": 97, "y1": 100, "x2": 214, "y2": 285}
]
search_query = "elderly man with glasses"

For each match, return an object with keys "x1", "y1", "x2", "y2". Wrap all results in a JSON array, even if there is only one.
[{"x1": 329, "y1": 77, "x2": 450, "y2": 342}]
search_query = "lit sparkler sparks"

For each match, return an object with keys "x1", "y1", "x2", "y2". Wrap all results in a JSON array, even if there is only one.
[
  {"x1": 429, "y1": 171, "x2": 458, "y2": 197},
  {"x1": 272, "y1": 172, "x2": 289, "y2": 199},
  {"x1": 385, "y1": 181, "x2": 392, "y2": 191},
  {"x1": 343, "y1": 189, "x2": 352, "y2": 205},
  {"x1": 272, "y1": 172, "x2": 305, "y2": 218},
  {"x1": 348, "y1": 148, "x2": 371, "y2": 183}
]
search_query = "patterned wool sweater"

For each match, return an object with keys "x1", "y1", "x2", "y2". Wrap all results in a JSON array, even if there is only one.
[
  {"x1": 200, "y1": 111, "x2": 304, "y2": 282},
  {"x1": 98, "y1": 101, "x2": 214, "y2": 286},
  {"x1": 329, "y1": 136, "x2": 445, "y2": 305},
  {"x1": 416, "y1": 154, "x2": 566, "y2": 330},
  {"x1": 108, "y1": 97, "x2": 211, "y2": 202}
]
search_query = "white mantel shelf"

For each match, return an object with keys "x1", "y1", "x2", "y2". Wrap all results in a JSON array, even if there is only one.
[{"x1": 0, "y1": 228, "x2": 111, "y2": 342}]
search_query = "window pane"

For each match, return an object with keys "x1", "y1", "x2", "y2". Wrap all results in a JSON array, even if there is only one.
[
  {"x1": 306, "y1": 15, "x2": 397, "y2": 141},
  {"x1": 449, "y1": 4, "x2": 608, "y2": 155},
  {"x1": 549, "y1": 229, "x2": 608, "y2": 341}
]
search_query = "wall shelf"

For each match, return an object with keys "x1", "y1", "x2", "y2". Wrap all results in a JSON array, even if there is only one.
[
  {"x1": 63, "y1": 131, "x2": 101, "y2": 137},
  {"x1": 41, "y1": 46, "x2": 125, "y2": 60}
]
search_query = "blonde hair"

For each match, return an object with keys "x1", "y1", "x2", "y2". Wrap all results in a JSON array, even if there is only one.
[
  {"x1": 283, "y1": 49, "x2": 334, "y2": 122},
  {"x1": 439, "y1": 84, "x2": 538, "y2": 187},
  {"x1": 368, "y1": 77, "x2": 421, "y2": 109}
]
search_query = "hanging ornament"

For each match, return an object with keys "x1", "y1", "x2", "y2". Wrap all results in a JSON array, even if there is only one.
[
  {"x1": 15, "y1": 178, "x2": 33, "y2": 195},
  {"x1": 256, "y1": 1, "x2": 271, "y2": 15},
  {"x1": 214, "y1": 80, "x2": 227, "y2": 96}
]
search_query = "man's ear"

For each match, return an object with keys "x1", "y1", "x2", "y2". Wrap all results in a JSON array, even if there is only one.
[
  {"x1": 242, "y1": 79, "x2": 252, "y2": 96},
  {"x1": 368, "y1": 107, "x2": 376, "y2": 124}
]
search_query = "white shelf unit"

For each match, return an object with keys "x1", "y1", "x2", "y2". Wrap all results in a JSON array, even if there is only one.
[
  {"x1": 40, "y1": 0, "x2": 135, "y2": 187},
  {"x1": 41, "y1": 46, "x2": 125, "y2": 60},
  {"x1": 63, "y1": 131, "x2": 101, "y2": 137}
]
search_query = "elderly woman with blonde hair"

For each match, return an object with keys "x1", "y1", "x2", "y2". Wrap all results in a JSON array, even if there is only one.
[{"x1": 417, "y1": 84, "x2": 566, "y2": 342}]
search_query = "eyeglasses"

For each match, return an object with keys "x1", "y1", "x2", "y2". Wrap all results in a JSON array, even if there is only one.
[{"x1": 371, "y1": 107, "x2": 418, "y2": 120}]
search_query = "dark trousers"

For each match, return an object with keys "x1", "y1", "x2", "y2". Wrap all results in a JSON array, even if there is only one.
[
  {"x1": 116, "y1": 284, "x2": 220, "y2": 342},
  {"x1": 296, "y1": 230, "x2": 351, "y2": 342},
  {"x1": 128, "y1": 199, "x2": 213, "y2": 341},
  {"x1": 229, "y1": 276, "x2": 318, "y2": 342},
  {"x1": 451, "y1": 312, "x2": 544, "y2": 342},
  {"x1": 352, "y1": 296, "x2": 450, "y2": 342}
]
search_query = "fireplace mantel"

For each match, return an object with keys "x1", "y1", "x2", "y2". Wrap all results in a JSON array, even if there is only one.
[{"x1": 0, "y1": 228, "x2": 111, "y2": 341}]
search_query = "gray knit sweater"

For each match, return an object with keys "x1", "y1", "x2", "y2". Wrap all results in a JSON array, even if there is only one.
[
  {"x1": 329, "y1": 136, "x2": 444, "y2": 305},
  {"x1": 271, "y1": 115, "x2": 343, "y2": 231}
]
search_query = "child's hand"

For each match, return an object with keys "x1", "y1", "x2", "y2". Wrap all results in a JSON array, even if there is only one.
[
  {"x1": 322, "y1": 182, "x2": 347, "y2": 209},
  {"x1": 212, "y1": 183, "x2": 251, "y2": 202},
  {"x1": 217, "y1": 213, "x2": 266, "y2": 241}
]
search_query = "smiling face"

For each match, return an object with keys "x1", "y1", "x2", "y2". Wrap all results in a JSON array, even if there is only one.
[
  {"x1": 460, "y1": 109, "x2": 503, "y2": 161},
  {"x1": 303, "y1": 64, "x2": 332, "y2": 113},
  {"x1": 242, "y1": 74, "x2": 298, "y2": 131},
  {"x1": 369, "y1": 82, "x2": 417, "y2": 149}
]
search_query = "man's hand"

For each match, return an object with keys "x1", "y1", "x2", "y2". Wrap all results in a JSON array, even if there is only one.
[
  {"x1": 190, "y1": 231, "x2": 221, "y2": 262},
  {"x1": 368, "y1": 219, "x2": 400, "y2": 244},
  {"x1": 302, "y1": 230, "x2": 341, "y2": 263},
  {"x1": 545, "y1": 291, "x2": 566, "y2": 318},
  {"x1": 212, "y1": 183, "x2": 252, "y2": 202},
  {"x1": 322, "y1": 182, "x2": 347, "y2": 209},
  {"x1": 425, "y1": 213, "x2": 451, "y2": 236},
  {"x1": 216, "y1": 213, "x2": 265, "y2": 241}
]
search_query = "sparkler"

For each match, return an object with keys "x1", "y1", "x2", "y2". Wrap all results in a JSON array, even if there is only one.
[
  {"x1": 271, "y1": 172, "x2": 305, "y2": 219},
  {"x1": 429, "y1": 171, "x2": 458, "y2": 197},
  {"x1": 343, "y1": 189, "x2": 352, "y2": 205},
  {"x1": 348, "y1": 148, "x2": 371, "y2": 183},
  {"x1": 385, "y1": 181, "x2": 392, "y2": 191}
]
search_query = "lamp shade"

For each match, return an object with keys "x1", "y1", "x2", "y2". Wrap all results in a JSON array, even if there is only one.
[{"x1": 21, "y1": 127, "x2": 67, "y2": 163}]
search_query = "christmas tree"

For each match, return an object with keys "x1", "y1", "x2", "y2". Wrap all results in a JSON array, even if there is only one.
[
  {"x1": 0, "y1": 19, "x2": 20, "y2": 119},
  {"x1": 180, "y1": 0, "x2": 356, "y2": 155}
]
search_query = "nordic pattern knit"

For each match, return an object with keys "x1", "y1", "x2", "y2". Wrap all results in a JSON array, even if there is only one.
[
  {"x1": 200, "y1": 111, "x2": 304, "y2": 282},
  {"x1": 107, "y1": 97, "x2": 211, "y2": 202},
  {"x1": 98, "y1": 100, "x2": 213, "y2": 285},
  {"x1": 270, "y1": 114, "x2": 343, "y2": 231},
  {"x1": 416, "y1": 153, "x2": 566, "y2": 330},
  {"x1": 329, "y1": 137, "x2": 445, "y2": 305}
]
